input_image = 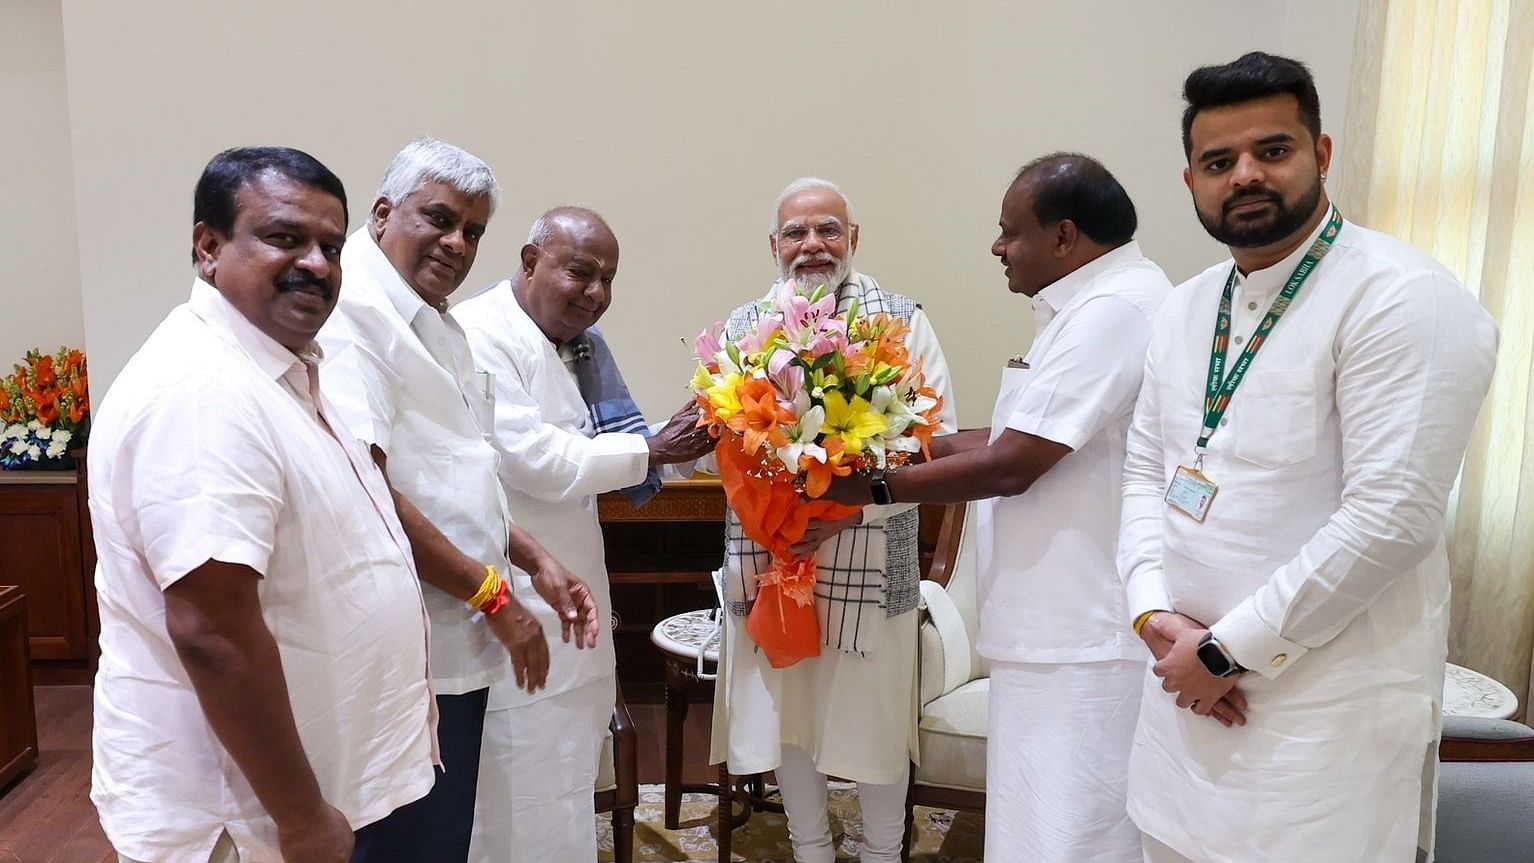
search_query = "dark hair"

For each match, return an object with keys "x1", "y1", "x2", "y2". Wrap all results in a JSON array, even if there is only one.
[
  {"x1": 1014, "y1": 152, "x2": 1137, "y2": 246},
  {"x1": 192, "y1": 146, "x2": 347, "y2": 248},
  {"x1": 1181, "y1": 52, "x2": 1321, "y2": 158}
]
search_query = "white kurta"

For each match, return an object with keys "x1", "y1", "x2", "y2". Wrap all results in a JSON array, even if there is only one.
[
  {"x1": 710, "y1": 283, "x2": 957, "y2": 786},
  {"x1": 980, "y1": 242, "x2": 1169, "y2": 863},
  {"x1": 1119, "y1": 217, "x2": 1498, "y2": 862},
  {"x1": 455, "y1": 281, "x2": 650, "y2": 862}
]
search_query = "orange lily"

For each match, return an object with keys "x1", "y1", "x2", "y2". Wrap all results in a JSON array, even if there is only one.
[
  {"x1": 799, "y1": 438, "x2": 853, "y2": 498},
  {"x1": 727, "y1": 376, "x2": 793, "y2": 456}
]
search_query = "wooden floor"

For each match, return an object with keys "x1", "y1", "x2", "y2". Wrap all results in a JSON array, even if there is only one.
[{"x1": 0, "y1": 686, "x2": 717, "y2": 863}]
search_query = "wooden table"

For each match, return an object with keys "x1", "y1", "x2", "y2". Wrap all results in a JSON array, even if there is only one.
[
  {"x1": 0, "y1": 586, "x2": 39, "y2": 790},
  {"x1": 600, "y1": 479, "x2": 727, "y2": 701}
]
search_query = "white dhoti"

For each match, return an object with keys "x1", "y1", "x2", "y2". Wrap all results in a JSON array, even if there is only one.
[
  {"x1": 470, "y1": 674, "x2": 614, "y2": 863},
  {"x1": 986, "y1": 660, "x2": 1145, "y2": 863},
  {"x1": 710, "y1": 608, "x2": 918, "y2": 784}
]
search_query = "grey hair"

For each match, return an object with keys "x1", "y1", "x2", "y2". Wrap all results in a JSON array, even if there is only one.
[
  {"x1": 527, "y1": 205, "x2": 609, "y2": 245},
  {"x1": 770, "y1": 177, "x2": 855, "y2": 233},
  {"x1": 375, "y1": 138, "x2": 502, "y2": 215}
]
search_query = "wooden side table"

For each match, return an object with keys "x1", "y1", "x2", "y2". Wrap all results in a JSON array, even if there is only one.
[
  {"x1": 651, "y1": 609, "x2": 780, "y2": 862},
  {"x1": 0, "y1": 586, "x2": 39, "y2": 790}
]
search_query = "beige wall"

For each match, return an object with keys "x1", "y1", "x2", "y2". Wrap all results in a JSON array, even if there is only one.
[
  {"x1": 59, "y1": 0, "x2": 1358, "y2": 426},
  {"x1": 0, "y1": 0, "x2": 83, "y2": 367}
]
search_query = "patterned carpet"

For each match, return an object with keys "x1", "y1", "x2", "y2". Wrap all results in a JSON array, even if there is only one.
[{"x1": 597, "y1": 783, "x2": 983, "y2": 862}]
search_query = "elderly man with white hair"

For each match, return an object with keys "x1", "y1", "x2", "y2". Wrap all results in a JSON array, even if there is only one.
[
  {"x1": 318, "y1": 140, "x2": 601, "y2": 862},
  {"x1": 708, "y1": 178, "x2": 957, "y2": 863},
  {"x1": 455, "y1": 206, "x2": 712, "y2": 862}
]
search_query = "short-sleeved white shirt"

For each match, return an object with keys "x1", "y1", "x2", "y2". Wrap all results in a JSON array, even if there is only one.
[
  {"x1": 317, "y1": 229, "x2": 512, "y2": 694},
  {"x1": 90, "y1": 280, "x2": 436, "y2": 863},
  {"x1": 975, "y1": 242, "x2": 1170, "y2": 663}
]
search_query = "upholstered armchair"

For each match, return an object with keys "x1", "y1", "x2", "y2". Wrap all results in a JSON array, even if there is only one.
[
  {"x1": 904, "y1": 502, "x2": 987, "y2": 857},
  {"x1": 1434, "y1": 714, "x2": 1534, "y2": 862},
  {"x1": 595, "y1": 684, "x2": 639, "y2": 863}
]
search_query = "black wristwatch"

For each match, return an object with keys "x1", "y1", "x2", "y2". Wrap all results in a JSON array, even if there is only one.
[
  {"x1": 1196, "y1": 633, "x2": 1247, "y2": 678},
  {"x1": 869, "y1": 469, "x2": 896, "y2": 506}
]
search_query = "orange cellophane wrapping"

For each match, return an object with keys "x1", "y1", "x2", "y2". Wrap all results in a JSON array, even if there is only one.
[{"x1": 715, "y1": 437, "x2": 861, "y2": 669}]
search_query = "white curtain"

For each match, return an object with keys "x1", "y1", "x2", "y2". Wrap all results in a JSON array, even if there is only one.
[{"x1": 1340, "y1": 0, "x2": 1534, "y2": 710}]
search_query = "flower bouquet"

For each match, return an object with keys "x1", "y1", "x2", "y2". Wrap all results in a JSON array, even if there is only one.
[
  {"x1": 690, "y1": 283, "x2": 944, "y2": 668},
  {"x1": 0, "y1": 347, "x2": 90, "y2": 470}
]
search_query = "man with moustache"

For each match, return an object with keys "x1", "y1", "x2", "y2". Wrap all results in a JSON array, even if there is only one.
[
  {"x1": 455, "y1": 206, "x2": 713, "y2": 862},
  {"x1": 90, "y1": 147, "x2": 435, "y2": 863},
  {"x1": 825, "y1": 153, "x2": 1171, "y2": 862},
  {"x1": 318, "y1": 140, "x2": 601, "y2": 861},
  {"x1": 1119, "y1": 53, "x2": 1498, "y2": 862},
  {"x1": 708, "y1": 178, "x2": 957, "y2": 863}
]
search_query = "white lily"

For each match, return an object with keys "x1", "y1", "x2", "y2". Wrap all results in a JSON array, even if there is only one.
[{"x1": 776, "y1": 404, "x2": 827, "y2": 473}]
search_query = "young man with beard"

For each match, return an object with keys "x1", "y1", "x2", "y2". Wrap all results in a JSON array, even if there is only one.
[
  {"x1": 1119, "y1": 53, "x2": 1498, "y2": 862},
  {"x1": 709, "y1": 178, "x2": 957, "y2": 863}
]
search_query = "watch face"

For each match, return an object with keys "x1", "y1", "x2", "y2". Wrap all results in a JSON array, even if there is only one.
[{"x1": 1197, "y1": 639, "x2": 1233, "y2": 677}]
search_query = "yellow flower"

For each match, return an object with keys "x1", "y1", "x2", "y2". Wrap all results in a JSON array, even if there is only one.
[
  {"x1": 819, "y1": 391, "x2": 887, "y2": 456},
  {"x1": 706, "y1": 373, "x2": 744, "y2": 421},
  {"x1": 691, "y1": 365, "x2": 716, "y2": 392}
]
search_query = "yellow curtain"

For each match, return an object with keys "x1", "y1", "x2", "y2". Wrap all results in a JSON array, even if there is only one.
[{"x1": 1341, "y1": 0, "x2": 1534, "y2": 710}]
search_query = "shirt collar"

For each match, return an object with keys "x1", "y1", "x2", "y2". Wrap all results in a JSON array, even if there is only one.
[
  {"x1": 1033, "y1": 241, "x2": 1145, "y2": 317},
  {"x1": 1235, "y1": 209, "x2": 1335, "y2": 297},
  {"x1": 186, "y1": 278, "x2": 320, "y2": 380},
  {"x1": 346, "y1": 227, "x2": 440, "y2": 326}
]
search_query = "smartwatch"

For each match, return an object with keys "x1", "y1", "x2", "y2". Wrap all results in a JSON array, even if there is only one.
[
  {"x1": 869, "y1": 469, "x2": 896, "y2": 506},
  {"x1": 1196, "y1": 632, "x2": 1247, "y2": 678}
]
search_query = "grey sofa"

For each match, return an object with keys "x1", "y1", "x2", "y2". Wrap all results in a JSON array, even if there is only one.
[{"x1": 1434, "y1": 715, "x2": 1534, "y2": 862}]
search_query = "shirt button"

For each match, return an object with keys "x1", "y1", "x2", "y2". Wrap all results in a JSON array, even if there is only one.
[
  {"x1": 1219, "y1": 418, "x2": 1229, "y2": 427},
  {"x1": 1247, "y1": 301, "x2": 1258, "y2": 311},
  {"x1": 1233, "y1": 335, "x2": 1245, "y2": 345},
  {"x1": 1271, "y1": 654, "x2": 1288, "y2": 667}
]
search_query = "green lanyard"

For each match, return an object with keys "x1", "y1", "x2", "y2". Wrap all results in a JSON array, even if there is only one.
[{"x1": 1196, "y1": 207, "x2": 1343, "y2": 461}]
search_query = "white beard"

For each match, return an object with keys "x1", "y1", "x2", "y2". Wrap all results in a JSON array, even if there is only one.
[{"x1": 782, "y1": 254, "x2": 852, "y2": 294}]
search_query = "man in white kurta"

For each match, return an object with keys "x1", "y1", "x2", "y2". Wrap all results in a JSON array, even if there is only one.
[
  {"x1": 1120, "y1": 53, "x2": 1499, "y2": 863},
  {"x1": 709, "y1": 178, "x2": 956, "y2": 863},
  {"x1": 318, "y1": 141, "x2": 598, "y2": 861},
  {"x1": 827, "y1": 154, "x2": 1169, "y2": 862},
  {"x1": 93, "y1": 148, "x2": 435, "y2": 863},
  {"x1": 456, "y1": 207, "x2": 712, "y2": 862}
]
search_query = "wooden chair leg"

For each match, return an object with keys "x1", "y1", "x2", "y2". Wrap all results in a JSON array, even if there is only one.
[
  {"x1": 901, "y1": 760, "x2": 917, "y2": 862},
  {"x1": 718, "y1": 762, "x2": 734, "y2": 863},
  {"x1": 664, "y1": 662, "x2": 690, "y2": 829},
  {"x1": 612, "y1": 805, "x2": 635, "y2": 863}
]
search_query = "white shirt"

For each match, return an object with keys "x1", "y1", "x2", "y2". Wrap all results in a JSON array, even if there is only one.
[
  {"x1": 454, "y1": 281, "x2": 648, "y2": 707},
  {"x1": 90, "y1": 280, "x2": 436, "y2": 863},
  {"x1": 976, "y1": 241, "x2": 1169, "y2": 664},
  {"x1": 318, "y1": 229, "x2": 511, "y2": 695},
  {"x1": 1118, "y1": 216, "x2": 1498, "y2": 861}
]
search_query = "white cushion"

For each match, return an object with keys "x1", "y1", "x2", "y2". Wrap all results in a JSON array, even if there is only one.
[
  {"x1": 919, "y1": 581, "x2": 974, "y2": 704},
  {"x1": 915, "y1": 677, "x2": 988, "y2": 792},
  {"x1": 595, "y1": 725, "x2": 616, "y2": 793}
]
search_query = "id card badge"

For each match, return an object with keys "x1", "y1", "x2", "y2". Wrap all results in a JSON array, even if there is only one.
[{"x1": 1165, "y1": 464, "x2": 1218, "y2": 522}]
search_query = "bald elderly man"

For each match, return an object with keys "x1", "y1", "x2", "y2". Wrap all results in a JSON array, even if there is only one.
[
  {"x1": 456, "y1": 207, "x2": 711, "y2": 862},
  {"x1": 709, "y1": 178, "x2": 957, "y2": 863}
]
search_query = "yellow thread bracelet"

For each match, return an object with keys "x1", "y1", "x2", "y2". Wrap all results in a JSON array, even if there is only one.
[
  {"x1": 467, "y1": 565, "x2": 501, "y2": 611},
  {"x1": 1132, "y1": 610, "x2": 1165, "y2": 637}
]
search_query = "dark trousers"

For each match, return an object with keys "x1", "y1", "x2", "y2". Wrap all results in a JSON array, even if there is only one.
[{"x1": 351, "y1": 688, "x2": 490, "y2": 863}]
